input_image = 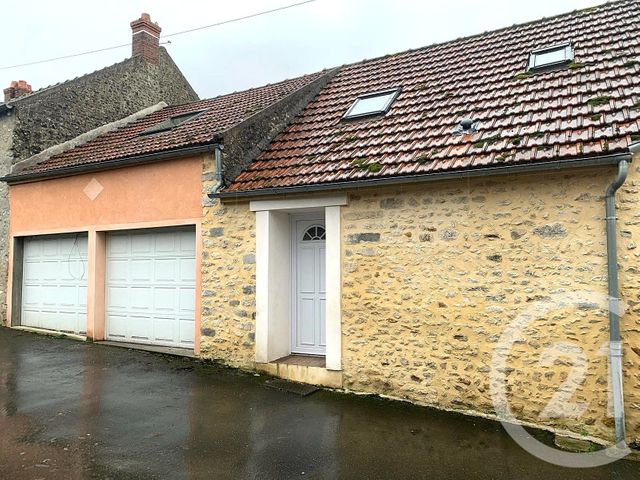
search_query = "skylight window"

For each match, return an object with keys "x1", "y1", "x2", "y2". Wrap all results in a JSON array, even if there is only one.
[
  {"x1": 527, "y1": 42, "x2": 574, "y2": 72},
  {"x1": 139, "y1": 110, "x2": 206, "y2": 136},
  {"x1": 342, "y1": 87, "x2": 401, "y2": 120}
]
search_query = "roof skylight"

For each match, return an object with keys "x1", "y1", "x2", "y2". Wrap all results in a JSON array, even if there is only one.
[
  {"x1": 342, "y1": 87, "x2": 400, "y2": 120},
  {"x1": 139, "y1": 110, "x2": 206, "y2": 136},
  {"x1": 527, "y1": 42, "x2": 574, "y2": 72}
]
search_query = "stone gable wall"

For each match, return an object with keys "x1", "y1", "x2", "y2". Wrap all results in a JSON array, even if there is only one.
[
  {"x1": 9, "y1": 48, "x2": 198, "y2": 162},
  {"x1": 200, "y1": 165, "x2": 640, "y2": 443}
]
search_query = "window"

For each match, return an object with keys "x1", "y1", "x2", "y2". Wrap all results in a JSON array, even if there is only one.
[
  {"x1": 139, "y1": 110, "x2": 206, "y2": 136},
  {"x1": 527, "y1": 42, "x2": 574, "y2": 72},
  {"x1": 342, "y1": 87, "x2": 401, "y2": 120},
  {"x1": 302, "y1": 225, "x2": 326, "y2": 241}
]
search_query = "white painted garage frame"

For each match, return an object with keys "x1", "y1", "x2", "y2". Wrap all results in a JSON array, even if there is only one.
[{"x1": 105, "y1": 227, "x2": 196, "y2": 349}]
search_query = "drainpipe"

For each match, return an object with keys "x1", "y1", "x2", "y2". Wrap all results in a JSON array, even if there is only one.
[
  {"x1": 210, "y1": 145, "x2": 224, "y2": 195},
  {"x1": 605, "y1": 152, "x2": 633, "y2": 446}
]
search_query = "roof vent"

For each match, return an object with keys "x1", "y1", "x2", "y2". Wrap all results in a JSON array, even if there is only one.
[{"x1": 453, "y1": 118, "x2": 478, "y2": 135}]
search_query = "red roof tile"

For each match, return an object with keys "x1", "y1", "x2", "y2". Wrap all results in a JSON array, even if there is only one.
[
  {"x1": 225, "y1": 0, "x2": 640, "y2": 193},
  {"x1": 18, "y1": 72, "x2": 327, "y2": 175}
]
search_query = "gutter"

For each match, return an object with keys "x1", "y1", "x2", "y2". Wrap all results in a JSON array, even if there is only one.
[
  {"x1": 0, "y1": 143, "x2": 219, "y2": 184},
  {"x1": 607, "y1": 143, "x2": 639, "y2": 447},
  {"x1": 213, "y1": 153, "x2": 630, "y2": 200}
]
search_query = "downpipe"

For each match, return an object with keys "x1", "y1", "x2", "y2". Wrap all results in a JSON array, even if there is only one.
[
  {"x1": 210, "y1": 145, "x2": 225, "y2": 195},
  {"x1": 604, "y1": 155, "x2": 631, "y2": 447}
]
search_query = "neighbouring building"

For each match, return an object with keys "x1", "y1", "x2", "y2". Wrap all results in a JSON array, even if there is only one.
[
  {"x1": 1, "y1": 70, "x2": 332, "y2": 353},
  {"x1": 2, "y1": 0, "x2": 639, "y2": 448},
  {"x1": 0, "y1": 13, "x2": 199, "y2": 321}
]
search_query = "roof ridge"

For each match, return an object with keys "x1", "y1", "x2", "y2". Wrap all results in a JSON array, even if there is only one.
[
  {"x1": 331, "y1": 0, "x2": 634, "y2": 71},
  {"x1": 12, "y1": 101, "x2": 167, "y2": 173},
  {"x1": 166, "y1": 69, "x2": 331, "y2": 110}
]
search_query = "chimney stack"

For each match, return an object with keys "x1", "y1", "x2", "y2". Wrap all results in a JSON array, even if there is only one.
[
  {"x1": 130, "y1": 13, "x2": 161, "y2": 65},
  {"x1": 3, "y1": 80, "x2": 32, "y2": 103}
]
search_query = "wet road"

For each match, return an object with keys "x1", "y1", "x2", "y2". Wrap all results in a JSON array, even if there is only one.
[{"x1": 0, "y1": 328, "x2": 636, "y2": 479}]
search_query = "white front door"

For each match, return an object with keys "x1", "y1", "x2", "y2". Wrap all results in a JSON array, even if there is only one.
[
  {"x1": 105, "y1": 228, "x2": 196, "y2": 349},
  {"x1": 292, "y1": 217, "x2": 326, "y2": 355},
  {"x1": 22, "y1": 234, "x2": 88, "y2": 335}
]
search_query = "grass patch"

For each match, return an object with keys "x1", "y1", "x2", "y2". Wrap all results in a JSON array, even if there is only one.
[
  {"x1": 510, "y1": 136, "x2": 522, "y2": 146},
  {"x1": 590, "y1": 113, "x2": 602, "y2": 121},
  {"x1": 623, "y1": 60, "x2": 640, "y2": 68},
  {"x1": 567, "y1": 61, "x2": 585, "y2": 70},
  {"x1": 586, "y1": 95, "x2": 612, "y2": 107},
  {"x1": 472, "y1": 135, "x2": 501, "y2": 149},
  {"x1": 514, "y1": 71, "x2": 531, "y2": 80}
]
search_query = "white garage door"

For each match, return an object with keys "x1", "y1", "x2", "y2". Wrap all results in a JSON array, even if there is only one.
[
  {"x1": 22, "y1": 234, "x2": 88, "y2": 334},
  {"x1": 106, "y1": 228, "x2": 196, "y2": 349}
]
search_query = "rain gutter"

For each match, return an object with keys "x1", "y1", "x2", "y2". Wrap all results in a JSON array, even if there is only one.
[
  {"x1": 0, "y1": 143, "x2": 219, "y2": 184},
  {"x1": 213, "y1": 153, "x2": 630, "y2": 200}
]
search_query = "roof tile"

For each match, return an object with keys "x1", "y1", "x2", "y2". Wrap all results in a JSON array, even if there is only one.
[{"x1": 226, "y1": 0, "x2": 640, "y2": 193}]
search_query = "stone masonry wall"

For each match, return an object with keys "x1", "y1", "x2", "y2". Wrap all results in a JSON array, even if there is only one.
[
  {"x1": 0, "y1": 114, "x2": 15, "y2": 326},
  {"x1": 200, "y1": 165, "x2": 640, "y2": 443},
  {"x1": 201, "y1": 154, "x2": 256, "y2": 368},
  {"x1": 9, "y1": 48, "x2": 198, "y2": 162}
]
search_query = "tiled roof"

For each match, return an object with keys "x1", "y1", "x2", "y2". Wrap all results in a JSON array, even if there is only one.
[
  {"x1": 18, "y1": 72, "x2": 326, "y2": 175},
  {"x1": 226, "y1": 0, "x2": 640, "y2": 193}
]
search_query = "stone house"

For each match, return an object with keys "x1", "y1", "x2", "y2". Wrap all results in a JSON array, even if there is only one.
[
  {"x1": 0, "y1": 13, "x2": 199, "y2": 321},
  {"x1": 2, "y1": 0, "x2": 639, "y2": 448},
  {"x1": 207, "y1": 0, "x2": 640, "y2": 446}
]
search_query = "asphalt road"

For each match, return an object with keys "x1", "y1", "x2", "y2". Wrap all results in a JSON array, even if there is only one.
[{"x1": 0, "y1": 328, "x2": 636, "y2": 479}]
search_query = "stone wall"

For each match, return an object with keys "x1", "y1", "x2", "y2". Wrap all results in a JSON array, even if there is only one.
[
  {"x1": 201, "y1": 165, "x2": 640, "y2": 443},
  {"x1": 201, "y1": 154, "x2": 256, "y2": 368},
  {"x1": 9, "y1": 48, "x2": 198, "y2": 162},
  {"x1": 0, "y1": 114, "x2": 15, "y2": 325}
]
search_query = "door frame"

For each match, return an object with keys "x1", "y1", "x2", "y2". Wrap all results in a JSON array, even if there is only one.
[{"x1": 290, "y1": 213, "x2": 326, "y2": 356}]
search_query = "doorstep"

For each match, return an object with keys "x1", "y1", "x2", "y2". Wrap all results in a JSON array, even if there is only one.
[
  {"x1": 257, "y1": 354, "x2": 343, "y2": 389},
  {"x1": 97, "y1": 341, "x2": 196, "y2": 358}
]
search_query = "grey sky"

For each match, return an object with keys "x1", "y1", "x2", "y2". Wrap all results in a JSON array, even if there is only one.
[{"x1": 1, "y1": 0, "x2": 595, "y2": 100}]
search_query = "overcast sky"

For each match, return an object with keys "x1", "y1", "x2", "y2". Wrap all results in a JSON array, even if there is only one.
[{"x1": 1, "y1": 0, "x2": 595, "y2": 100}]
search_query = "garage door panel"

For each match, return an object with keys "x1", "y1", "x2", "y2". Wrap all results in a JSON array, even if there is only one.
[
  {"x1": 179, "y1": 231, "x2": 196, "y2": 253},
  {"x1": 130, "y1": 287, "x2": 152, "y2": 311},
  {"x1": 179, "y1": 288, "x2": 196, "y2": 313},
  {"x1": 108, "y1": 235, "x2": 129, "y2": 256},
  {"x1": 129, "y1": 316, "x2": 152, "y2": 340},
  {"x1": 22, "y1": 234, "x2": 88, "y2": 335},
  {"x1": 106, "y1": 228, "x2": 196, "y2": 349},
  {"x1": 153, "y1": 287, "x2": 177, "y2": 312},
  {"x1": 107, "y1": 259, "x2": 129, "y2": 282},
  {"x1": 155, "y1": 233, "x2": 176, "y2": 253},
  {"x1": 57, "y1": 285, "x2": 80, "y2": 307},
  {"x1": 179, "y1": 319, "x2": 195, "y2": 345},
  {"x1": 132, "y1": 234, "x2": 154, "y2": 254},
  {"x1": 154, "y1": 317, "x2": 178, "y2": 342},
  {"x1": 131, "y1": 259, "x2": 153, "y2": 282},
  {"x1": 154, "y1": 259, "x2": 177, "y2": 282},
  {"x1": 180, "y1": 258, "x2": 196, "y2": 282},
  {"x1": 107, "y1": 287, "x2": 129, "y2": 310}
]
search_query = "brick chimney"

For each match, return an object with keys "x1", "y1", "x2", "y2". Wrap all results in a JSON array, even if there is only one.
[
  {"x1": 3, "y1": 80, "x2": 32, "y2": 103},
  {"x1": 130, "y1": 13, "x2": 161, "y2": 65}
]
